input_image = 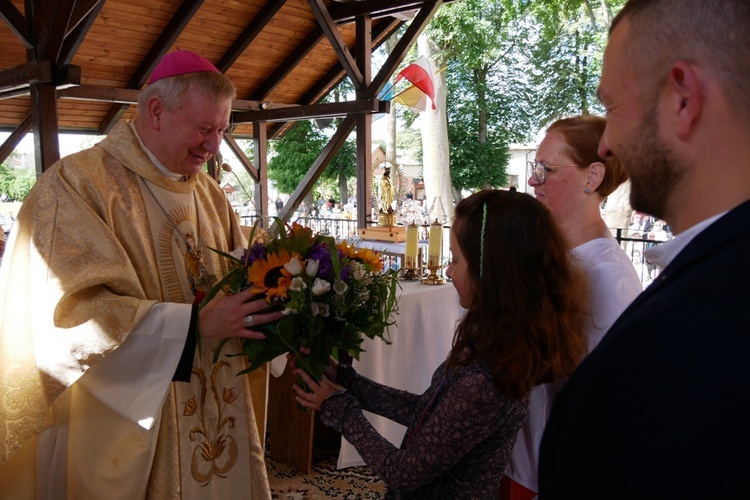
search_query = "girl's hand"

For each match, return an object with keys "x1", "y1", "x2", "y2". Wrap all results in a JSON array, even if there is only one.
[
  {"x1": 292, "y1": 368, "x2": 343, "y2": 411},
  {"x1": 287, "y1": 346, "x2": 340, "y2": 382}
]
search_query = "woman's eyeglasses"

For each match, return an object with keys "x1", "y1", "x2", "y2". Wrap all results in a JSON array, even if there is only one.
[{"x1": 527, "y1": 160, "x2": 579, "y2": 185}]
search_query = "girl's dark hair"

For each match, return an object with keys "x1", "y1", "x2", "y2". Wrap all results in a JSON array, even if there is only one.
[{"x1": 446, "y1": 189, "x2": 589, "y2": 400}]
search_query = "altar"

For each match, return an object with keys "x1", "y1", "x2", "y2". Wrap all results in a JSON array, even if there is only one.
[{"x1": 337, "y1": 280, "x2": 465, "y2": 469}]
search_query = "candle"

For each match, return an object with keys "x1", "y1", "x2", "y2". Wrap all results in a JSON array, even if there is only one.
[
  {"x1": 405, "y1": 223, "x2": 418, "y2": 269},
  {"x1": 428, "y1": 220, "x2": 442, "y2": 268}
]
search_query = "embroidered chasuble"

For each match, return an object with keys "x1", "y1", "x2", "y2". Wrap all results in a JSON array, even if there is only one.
[{"x1": 0, "y1": 121, "x2": 270, "y2": 499}]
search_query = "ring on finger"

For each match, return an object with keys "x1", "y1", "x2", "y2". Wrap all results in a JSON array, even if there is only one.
[{"x1": 243, "y1": 314, "x2": 255, "y2": 328}]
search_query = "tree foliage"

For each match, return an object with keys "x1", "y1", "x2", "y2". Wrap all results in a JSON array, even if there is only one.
[
  {"x1": 267, "y1": 118, "x2": 356, "y2": 205},
  {"x1": 419, "y1": 0, "x2": 624, "y2": 193},
  {"x1": 526, "y1": 0, "x2": 625, "y2": 127},
  {"x1": 268, "y1": 120, "x2": 327, "y2": 195},
  {"x1": 0, "y1": 153, "x2": 35, "y2": 201}
]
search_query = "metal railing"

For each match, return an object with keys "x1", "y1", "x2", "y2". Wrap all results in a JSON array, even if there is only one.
[
  {"x1": 612, "y1": 228, "x2": 669, "y2": 287},
  {"x1": 238, "y1": 214, "x2": 668, "y2": 288},
  {"x1": 240, "y1": 214, "x2": 360, "y2": 241}
]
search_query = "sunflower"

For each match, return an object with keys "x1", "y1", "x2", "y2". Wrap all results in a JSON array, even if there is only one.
[
  {"x1": 337, "y1": 240, "x2": 382, "y2": 270},
  {"x1": 337, "y1": 240, "x2": 358, "y2": 259},
  {"x1": 354, "y1": 247, "x2": 382, "y2": 269},
  {"x1": 247, "y1": 248, "x2": 297, "y2": 301}
]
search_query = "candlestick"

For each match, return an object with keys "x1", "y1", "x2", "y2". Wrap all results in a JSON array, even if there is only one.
[
  {"x1": 428, "y1": 220, "x2": 442, "y2": 268},
  {"x1": 405, "y1": 223, "x2": 418, "y2": 269}
]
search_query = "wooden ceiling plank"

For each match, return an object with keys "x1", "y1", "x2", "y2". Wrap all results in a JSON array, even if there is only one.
[
  {"x1": 0, "y1": 0, "x2": 32, "y2": 49},
  {"x1": 308, "y1": 0, "x2": 362, "y2": 89},
  {"x1": 250, "y1": 26, "x2": 324, "y2": 101},
  {"x1": 96, "y1": 0, "x2": 205, "y2": 134},
  {"x1": 215, "y1": 0, "x2": 287, "y2": 72}
]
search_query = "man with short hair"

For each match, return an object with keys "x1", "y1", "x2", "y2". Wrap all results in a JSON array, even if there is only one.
[
  {"x1": 539, "y1": 1, "x2": 750, "y2": 497},
  {"x1": 0, "y1": 51, "x2": 280, "y2": 498}
]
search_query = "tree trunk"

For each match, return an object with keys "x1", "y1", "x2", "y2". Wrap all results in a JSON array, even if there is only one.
[
  {"x1": 419, "y1": 35, "x2": 454, "y2": 223},
  {"x1": 602, "y1": 180, "x2": 632, "y2": 231}
]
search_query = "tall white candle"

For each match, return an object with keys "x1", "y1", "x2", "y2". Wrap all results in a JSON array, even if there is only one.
[
  {"x1": 428, "y1": 221, "x2": 442, "y2": 267},
  {"x1": 405, "y1": 223, "x2": 418, "y2": 269}
]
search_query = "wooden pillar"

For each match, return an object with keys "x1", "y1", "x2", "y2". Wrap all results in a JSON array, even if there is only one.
[{"x1": 355, "y1": 15, "x2": 372, "y2": 229}]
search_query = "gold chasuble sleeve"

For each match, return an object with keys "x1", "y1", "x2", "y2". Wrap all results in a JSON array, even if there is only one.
[{"x1": 0, "y1": 121, "x2": 270, "y2": 499}]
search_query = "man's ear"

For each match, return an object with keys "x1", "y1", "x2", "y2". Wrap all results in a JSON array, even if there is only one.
[
  {"x1": 586, "y1": 161, "x2": 605, "y2": 191},
  {"x1": 667, "y1": 61, "x2": 703, "y2": 140},
  {"x1": 146, "y1": 96, "x2": 164, "y2": 131}
]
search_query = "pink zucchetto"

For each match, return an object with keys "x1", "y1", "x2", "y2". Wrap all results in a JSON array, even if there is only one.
[{"x1": 148, "y1": 50, "x2": 221, "y2": 84}]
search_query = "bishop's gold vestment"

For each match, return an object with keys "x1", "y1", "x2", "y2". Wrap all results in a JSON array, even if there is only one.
[{"x1": 0, "y1": 121, "x2": 270, "y2": 498}]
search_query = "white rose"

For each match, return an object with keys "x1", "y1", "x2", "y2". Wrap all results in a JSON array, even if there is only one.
[
  {"x1": 289, "y1": 276, "x2": 307, "y2": 292},
  {"x1": 312, "y1": 277, "x2": 331, "y2": 295},
  {"x1": 306, "y1": 259, "x2": 320, "y2": 277},
  {"x1": 333, "y1": 280, "x2": 348, "y2": 295},
  {"x1": 284, "y1": 257, "x2": 303, "y2": 275},
  {"x1": 229, "y1": 246, "x2": 245, "y2": 260}
]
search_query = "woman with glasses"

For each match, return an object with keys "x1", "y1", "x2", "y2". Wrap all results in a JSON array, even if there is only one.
[{"x1": 502, "y1": 115, "x2": 643, "y2": 499}]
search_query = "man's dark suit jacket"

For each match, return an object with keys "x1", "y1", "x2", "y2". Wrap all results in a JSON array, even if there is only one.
[{"x1": 539, "y1": 199, "x2": 750, "y2": 498}]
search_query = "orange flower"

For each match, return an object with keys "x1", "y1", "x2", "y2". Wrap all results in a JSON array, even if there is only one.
[
  {"x1": 337, "y1": 240, "x2": 381, "y2": 269},
  {"x1": 354, "y1": 247, "x2": 382, "y2": 269}
]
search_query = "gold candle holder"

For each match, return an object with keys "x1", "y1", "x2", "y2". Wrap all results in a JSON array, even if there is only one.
[
  {"x1": 400, "y1": 223, "x2": 420, "y2": 281},
  {"x1": 423, "y1": 220, "x2": 446, "y2": 285},
  {"x1": 399, "y1": 266, "x2": 420, "y2": 281},
  {"x1": 422, "y1": 259, "x2": 446, "y2": 285}
]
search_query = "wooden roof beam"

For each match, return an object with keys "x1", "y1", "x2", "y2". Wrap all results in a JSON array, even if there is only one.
[
  {"x1": 369, "y1": 0, "x2": 442, "y2": 98},
  {"x1": 0, "y1": 60, "x2": 52, "y2": 92},
  {"x1": 58, "y1": 84, "x2": 272, "y2": 113},
  {"x1": 267, "y1": 17, "x2": 399, "y2": 139},
  {"x1": 309, "y1": 0, "x2": 364, "y2": 89},
  {"x1": 59, "y1": 0, "x2": 106, "y2": 64},
  {"x1": 233, "y1": 98, "x2": 385, "y2": 124},
  {"x1": 0, "y1": 113, "x2": 32, "y2": 165},
  {"x1": 0, "y1": 0, "x2": 31, "y2": 48},
  {"x1": 330, "y1": 0, "x2": 459, "y2": 23},
  {"x1": 274, "y1": 114, "x2": 357, "y2": 228}
]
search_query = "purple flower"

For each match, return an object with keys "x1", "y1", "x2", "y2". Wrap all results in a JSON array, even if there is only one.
[
  {"x1": 246, "y1": 242, "x2": 266, "y2": 265},
  {"x1": 307, "y1": 243, "x2": 345, "y2": 280}
]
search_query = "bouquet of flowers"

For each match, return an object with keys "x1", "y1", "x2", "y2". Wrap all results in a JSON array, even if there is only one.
[{"x1": 203, "y1": 220, "x2": 400, "y2": 382}]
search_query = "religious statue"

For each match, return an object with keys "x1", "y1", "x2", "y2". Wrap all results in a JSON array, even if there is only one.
[{"x1": 379, "y1": 167, "x2": 395, "y2": 214}]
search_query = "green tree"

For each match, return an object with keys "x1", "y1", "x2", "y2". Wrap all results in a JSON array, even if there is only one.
[
  {"x1": 0, "y1": 152, "x2": 35, "y2": 201},
  {"x1": 525, "y1": 0, "x2": 625, "y2": 127},
  {"x1": 268, "y1": 120, "x2": 327, "y2": 196},
  {"x1": 428, "y1": 0, "x2": 534, "y2": 193}
]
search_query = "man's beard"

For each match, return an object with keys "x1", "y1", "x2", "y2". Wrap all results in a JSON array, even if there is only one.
[{"x1": 624, "y1": 103, "x2": 685, "y2": 221}]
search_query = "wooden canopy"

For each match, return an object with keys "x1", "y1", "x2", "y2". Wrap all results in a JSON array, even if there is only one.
[{"x1": 0, "y1": 0, "x2": 455, "y2": 225}]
